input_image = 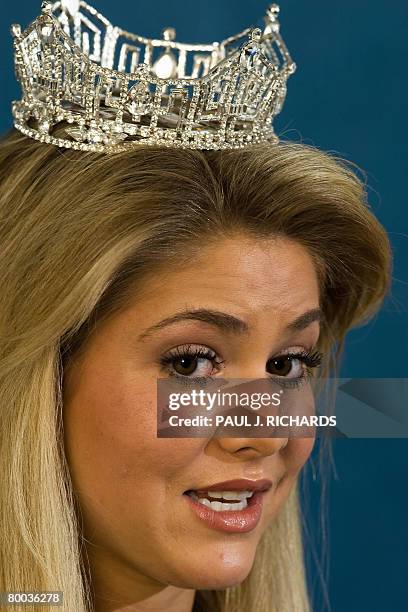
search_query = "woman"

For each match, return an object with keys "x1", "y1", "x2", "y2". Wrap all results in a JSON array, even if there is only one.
[{"x1": 0, "y1": 126, "x2": 391, "y2": 610}]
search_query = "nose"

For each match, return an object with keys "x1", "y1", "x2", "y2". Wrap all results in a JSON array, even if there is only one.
[
  {"x1": 214, "y1": 436, "x2": 288, "y2": 459},
  {"x1": 210, "y1": 354, "x2": 289, "y2": 457}
]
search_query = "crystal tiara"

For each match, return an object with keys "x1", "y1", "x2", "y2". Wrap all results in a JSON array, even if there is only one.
[{"x1": 10, "y1": 0, "x2": 296, "y2": 152}]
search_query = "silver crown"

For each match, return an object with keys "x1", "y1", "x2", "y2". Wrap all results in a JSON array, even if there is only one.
[{"x1": 10, "y1": 0, "x2": 296, "y2": 152}]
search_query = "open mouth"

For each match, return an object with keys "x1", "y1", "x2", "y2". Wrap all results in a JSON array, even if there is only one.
[{"x1": 183, "y1": 489, "x2": 255, "y2": 512}]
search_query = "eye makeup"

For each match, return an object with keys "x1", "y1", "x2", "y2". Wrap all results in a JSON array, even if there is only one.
[{"x1": 158, "y1": 343, "x2": 323, "y2": 388}]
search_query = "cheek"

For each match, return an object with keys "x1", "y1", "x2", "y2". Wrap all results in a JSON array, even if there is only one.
[
  {"x1": 276, "y1": 437, "x2": 315, "y2": 499},
  {"x1": 261, "y1": 437, "x2": 314, "y2": 526},
  {"x1": 284, "y1": 436, "x2": 315, "y2": 472},
  {"x1": 62, "y1": 372, "x2": 202, "y2": 515}
]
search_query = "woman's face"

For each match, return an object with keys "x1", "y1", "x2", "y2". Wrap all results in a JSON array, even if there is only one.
[{"x1": 63, "y1": 234, "x2": 320, "y2": 606}]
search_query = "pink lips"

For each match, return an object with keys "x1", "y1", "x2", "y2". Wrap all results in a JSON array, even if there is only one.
[
  {"x1": 183, "y1": 478, "x2": 272, "y2": 534},
  {"x1": 193, "y1": 478, "x2": 272, "y2": 494}
]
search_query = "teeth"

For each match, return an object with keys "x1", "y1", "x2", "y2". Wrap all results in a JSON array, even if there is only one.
[
  {"x1": 188, "y1": 490, "x2": 250, "y2": 511},
  {"x1": 193, "y1": 489, "x2": 253, "y2": 500},
  {"x1": 198, "y1": 497, "x2": 248, "y2": 511},
  {"x1": 205, "y1": 491, "x2": 223, "y2": 499},
  {"x1": 220, "y1": 490, "x2": 252, "y2": 500}
]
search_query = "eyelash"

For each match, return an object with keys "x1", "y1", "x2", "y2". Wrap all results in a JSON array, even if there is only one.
[{"x1": 158, "y1": 344, "x2": 323, "y2": 389}]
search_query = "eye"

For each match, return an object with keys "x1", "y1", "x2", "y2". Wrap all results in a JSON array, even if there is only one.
[
  {"x1": 266, "y1": 355, "x2": 302, "y2": 378},
  {"x1": 266, "y1": 349, "x2": 323, "y2": 379},
  {"x1": 159, "y1": 344, "x2": 225, "y2": 379}
]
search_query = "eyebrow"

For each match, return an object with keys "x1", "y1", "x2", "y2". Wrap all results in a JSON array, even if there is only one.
[{"x1": 138, "y1": 307, "x2": 321, "y2": 341}]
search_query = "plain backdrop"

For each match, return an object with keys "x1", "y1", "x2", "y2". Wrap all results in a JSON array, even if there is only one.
[{"x1": 1, "y1": 1, "x2": 407, "y2": 611}]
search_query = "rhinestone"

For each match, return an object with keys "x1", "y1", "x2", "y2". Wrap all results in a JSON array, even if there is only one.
[
  {"x1": 10, "y1": 23, "x2": 21, "y2": 38},
  {"x1": 38, "y1": 120, "x2": 50, "y2": 133},
  {"x1": 162, "y1": 27, "x2": 176, "y2": 42},
  {"x1": 41, "y1": 1, "x2": 53, "y2": 14},
  {"x1": 61, "y1": 0, "x2": 80, "y2": 16},
  {"x1": 66, "y1": 127, "x2": 85, "y2": 142},
  {"x1": 86, "y1": 128, "x2": 103, "y2": 143},
  {"x1": 153, "y1": 49, "x2": 178, "y2": 79},
  {"x1": 110, "y1": 123, "x2": 125, "y2": 134},
  {"x1": 40, "y1": 24, "x2": 54, "y2": 43},
  {"x1": 103, "y1": 132, "x2": 127, "y2": 145}
]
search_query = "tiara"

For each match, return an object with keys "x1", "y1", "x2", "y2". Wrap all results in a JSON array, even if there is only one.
[{"x1": 10, "y1": 0, "x2": 296, "y2": 152}]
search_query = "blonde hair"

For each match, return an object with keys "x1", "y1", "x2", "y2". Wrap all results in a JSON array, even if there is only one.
[{"x1": 0, "y1": 128, "x2": 391, "y2": 612}]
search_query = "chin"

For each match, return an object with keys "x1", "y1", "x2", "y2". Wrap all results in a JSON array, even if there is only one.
[{"x1": 166, "y1": 546, "x2": 257, "y2": 590}]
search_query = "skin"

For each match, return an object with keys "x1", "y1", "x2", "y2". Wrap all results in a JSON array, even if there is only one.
[{"x1": 62, "y1": 233, "x2": 321, "y2": 612}]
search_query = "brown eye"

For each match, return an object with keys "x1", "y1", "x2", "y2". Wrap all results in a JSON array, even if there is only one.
[
  {"x1": 267, "y1": 356, "x2": 299, "y2": 377},
  {"x1": 159, "y1": 346, "x2": 222, "y2": 379},
  {"x1": 173, "y1": 356, "x2": 199, "y2": 376}
]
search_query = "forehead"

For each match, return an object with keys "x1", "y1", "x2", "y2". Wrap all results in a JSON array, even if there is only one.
[{"x1": 136, "y1": 234, "x2": 320, "y2": 316}]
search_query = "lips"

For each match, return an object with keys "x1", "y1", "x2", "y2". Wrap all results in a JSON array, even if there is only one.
[{"x1": 183, "y1": 478, "x2": 272, "y2": 533}]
